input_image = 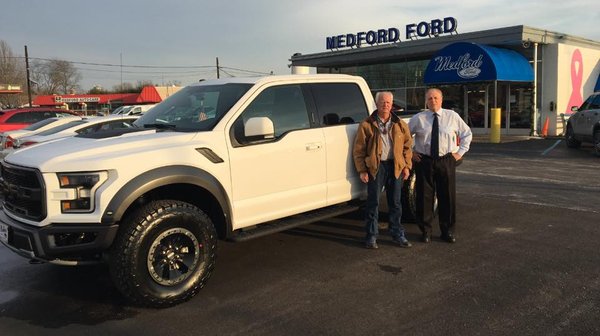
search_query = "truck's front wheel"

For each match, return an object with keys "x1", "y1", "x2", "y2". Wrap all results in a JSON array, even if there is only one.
[{"x1": 109, "y1": 200, "x2": 217, "y2": 308}]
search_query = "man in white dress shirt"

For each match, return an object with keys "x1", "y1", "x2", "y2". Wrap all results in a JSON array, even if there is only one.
[{"x1": 408, "y1": 88, "x2": 472, "y2": 243}]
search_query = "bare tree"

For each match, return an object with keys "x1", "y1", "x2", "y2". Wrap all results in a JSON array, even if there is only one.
[
  {"x1": 112, "y1": 82, "x2": 135, "y2": 93},
  {"x1": 135, "y1": 80, "x2": 155, "y2": 91},
  {"x1": 31, "y1": 58, "x2": 81, "y2": 94},
  {"x1": 0, "y1": 40, "x2": 27, "y2": 107}
]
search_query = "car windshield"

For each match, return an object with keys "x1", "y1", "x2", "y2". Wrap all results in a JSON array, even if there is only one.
[
  {"x1": 111, "y1": 106, "x2": 126, "y2": 115},
  {"x1": 134, "y1": 83, "x2": 252, "y2": 131},
  {"x1": 22, "y1": 118, "x2": 59, "y2": 131},
  {"x1": 35, "y1": 120, "x2": 88, "y2": 136}
]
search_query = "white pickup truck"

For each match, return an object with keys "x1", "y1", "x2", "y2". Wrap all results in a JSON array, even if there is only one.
[{"x1": 0, "y1": 74, "x2": 417, "y2": 307}]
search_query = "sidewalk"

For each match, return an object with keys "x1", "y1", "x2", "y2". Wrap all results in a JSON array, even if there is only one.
[{"x1": 471, "y1": 134, "x2": 562, "y2": 143}]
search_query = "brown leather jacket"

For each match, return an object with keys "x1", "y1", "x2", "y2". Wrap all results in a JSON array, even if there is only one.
[{"x1": 353, "y1": 111, "x2": 413, "y2": 179}]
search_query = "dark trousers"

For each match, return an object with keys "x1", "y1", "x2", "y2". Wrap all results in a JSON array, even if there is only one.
[{"x1": 415, "y1": 154, "x2": 457, "y2": 237}]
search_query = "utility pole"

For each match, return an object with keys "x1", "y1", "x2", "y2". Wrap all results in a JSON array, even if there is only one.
[
  {"x1": 120, "y1": 52, "x2": 123, "y2": 91},
  {"x1": 216, "y1": 57, "x2": 220, "y2": 79},
  {"x1": 24, "y1": 45, "x2": 33, "y2": 107}
]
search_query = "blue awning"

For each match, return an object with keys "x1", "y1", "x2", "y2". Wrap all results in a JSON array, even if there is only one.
[{"x1": 424, "y1": 42, "x2": 534, "y2": 84}]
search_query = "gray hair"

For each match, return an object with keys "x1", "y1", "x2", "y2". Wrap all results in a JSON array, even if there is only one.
[{"x1": 375, "y1": 91, "x2": 393, "y2": 103}]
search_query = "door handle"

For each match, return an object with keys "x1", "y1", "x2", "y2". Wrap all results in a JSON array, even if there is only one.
[{"x1": 305, "y1": 143, "x2": 322, "y2": 151}]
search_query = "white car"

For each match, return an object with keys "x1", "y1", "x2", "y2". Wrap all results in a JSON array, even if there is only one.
[
  {"x1": 0, "y1": 116, "x2": 82, "y2": 159},
  {"x1": 7, "y1": 115, "x2": 138, "y2": 154},
  {"x1": 111, "y1": 104, "x2": 156, "y2": 116},
  {"x1": 0, "y1": 116, "x2": 81, "y2": 149},
  {"x1": 566, "y1": 92, "x2": 600, "y2": 156}
]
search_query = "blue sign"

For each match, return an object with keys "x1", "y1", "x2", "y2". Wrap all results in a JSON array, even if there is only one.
[
  {"x1": 326, "y1": 17, "x2": 457, "y2": 50},
  {"x1": 423, "y1": 42, "x2": 534, "y2": 84}
]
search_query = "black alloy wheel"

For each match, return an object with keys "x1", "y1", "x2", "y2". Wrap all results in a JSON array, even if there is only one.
[{"x1": 109, "y1": 200, "x2": 217, "y2": 308}]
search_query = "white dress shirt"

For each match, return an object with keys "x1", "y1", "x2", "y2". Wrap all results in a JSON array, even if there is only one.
[{"x1": 409, "y1": 108, "x2": 472, "y2": 157}]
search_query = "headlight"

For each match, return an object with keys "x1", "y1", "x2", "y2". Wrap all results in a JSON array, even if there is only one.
[{"x1": 57, "y1": 172, "x2": 107, "y2": 213}]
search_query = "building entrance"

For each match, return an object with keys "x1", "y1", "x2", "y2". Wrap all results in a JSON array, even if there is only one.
[{"x1": 438, "y1": 83, "x2": 532, "y2": 135}]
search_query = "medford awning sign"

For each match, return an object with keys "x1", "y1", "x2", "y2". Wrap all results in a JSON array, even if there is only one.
[{"x1": 325, "y1": 17, "x2": 457, "y2": 50}]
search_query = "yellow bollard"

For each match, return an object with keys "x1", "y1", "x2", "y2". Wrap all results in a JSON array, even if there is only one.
[{"x1": 490, "y1": 107, "x2": 501, "y2": 143}]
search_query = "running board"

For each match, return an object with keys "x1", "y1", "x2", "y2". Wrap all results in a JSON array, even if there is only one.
[{"x1": 228, "y1": 203, "x2": 361, "y2": 242}]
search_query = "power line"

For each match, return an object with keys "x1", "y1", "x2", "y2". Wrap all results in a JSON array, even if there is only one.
[{"x1": 20, "y1": 56, "x2": 272, "y2": 75}]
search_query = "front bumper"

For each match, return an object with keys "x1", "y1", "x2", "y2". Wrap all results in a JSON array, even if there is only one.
[{"x1": 0, "y1": 209, "x2": 119, "y2": 265}]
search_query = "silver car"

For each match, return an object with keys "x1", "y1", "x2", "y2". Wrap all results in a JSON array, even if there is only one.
[{"x1": 566, "y1": 92, "x2": 600, "y2": 156}]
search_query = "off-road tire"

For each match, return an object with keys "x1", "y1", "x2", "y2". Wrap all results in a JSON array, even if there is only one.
[
  {"x1": 109, "y1": 200, "x2": 217, "y2": 308},
  {"x1": 401, "y1": 170, "x2": 439, "y2": 222},
  {"x1": 565, "y1": 124, "x2": 581, "y2": 148},
  {"x1": 401, "y1": 170, "x2": 418, "y2": 221}
]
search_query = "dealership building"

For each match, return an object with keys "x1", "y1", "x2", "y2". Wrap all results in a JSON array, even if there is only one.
[{"x1": 289, "y1": 18, "x2": 600, "y2": 136}]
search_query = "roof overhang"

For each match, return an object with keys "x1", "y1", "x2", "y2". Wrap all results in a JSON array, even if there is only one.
[{"x1": 424, "y1": 42, "x2": 534, "y2": 84}]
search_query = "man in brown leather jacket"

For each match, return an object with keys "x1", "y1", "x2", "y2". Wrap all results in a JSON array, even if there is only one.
[{"x1": 353, "y1": 91, "x2": 413, "y2": 249}]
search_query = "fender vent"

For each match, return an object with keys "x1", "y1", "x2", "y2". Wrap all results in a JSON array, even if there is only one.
[{"x1": 195, "y1": 148, "x2": 224, "y2": 163}]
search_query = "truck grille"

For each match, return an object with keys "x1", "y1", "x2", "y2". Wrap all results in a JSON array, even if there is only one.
[{"x1": 0, "y1": 162, "x2": 46, "y2": 221}]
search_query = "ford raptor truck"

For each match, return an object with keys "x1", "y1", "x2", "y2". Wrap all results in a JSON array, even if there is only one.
[{"x1": 0, "y1": 74, "x2": 417, "y2": 307}]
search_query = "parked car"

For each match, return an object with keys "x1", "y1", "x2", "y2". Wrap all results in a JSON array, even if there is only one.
[
  {"x1": 6, "y1": 115, "x2": 138, "y2": 156},
  {"x1": 565, "y1": 92, "x2": 600, "y2": 156},
  {"x1": 0, "y1": 116, "x2": 82, "y2": 152},
  {"x1": 0, "y1": 107, "x2": 79, "y2": 132},
  {"x1": 111, "y1": 104, "x2": 156, "y2": 116}
]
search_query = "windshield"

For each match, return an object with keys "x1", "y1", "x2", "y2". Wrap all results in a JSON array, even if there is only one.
[
  {"x1": 111, "y1": 106, "x2": 126, "y2": 115},
  {"x1": 112, "y1": 106, "x2": 134, "y2": 115},
  {"x1": 23, "y1": 118, "x2": 59, "y2": 131},
  {"x1": 36, "y1": 120, "x2": 88, "y2": 136},
  {"x1": 134, "y1": 83, "x2": 252, "y2": 131}
]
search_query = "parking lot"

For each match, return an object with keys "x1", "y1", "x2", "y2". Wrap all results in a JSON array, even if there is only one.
[{"x1": 1, "y1": 137, "x2": 599, "y2": 336}]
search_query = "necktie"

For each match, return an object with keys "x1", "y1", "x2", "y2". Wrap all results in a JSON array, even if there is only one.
[{"x1": 431, "y1": 113, "x2": 439, "y2": 158}]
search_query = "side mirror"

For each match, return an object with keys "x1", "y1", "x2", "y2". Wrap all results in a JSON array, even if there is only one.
[
  {"x1": 571, "y1": 106, "x2": 579, "y2": 112},
  {"x1": 244, "y1": 117, "x2": 274, "y2": 139}
]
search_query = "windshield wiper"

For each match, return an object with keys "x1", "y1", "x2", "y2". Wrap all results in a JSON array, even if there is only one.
[{"x1": 143, "y1": 123, "x2": 177, "y2": 130}]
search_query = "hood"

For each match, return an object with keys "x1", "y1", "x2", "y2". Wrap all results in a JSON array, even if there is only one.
[{"x1": 4, "y1": 129, "x2": 201, "y2": 172}]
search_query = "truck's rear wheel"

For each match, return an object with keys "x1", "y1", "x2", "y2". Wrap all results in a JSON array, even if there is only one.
[
  {"x1": 109, "y1": 200, "x2": 217, "y2": 308},
  {"x1": 401, "y1": 169, "x2": 438, "y2": 222}
]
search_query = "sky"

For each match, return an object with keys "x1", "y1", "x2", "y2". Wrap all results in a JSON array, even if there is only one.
[{"x1": 1, "y1": 0, "x2": 599, "y2": 91}]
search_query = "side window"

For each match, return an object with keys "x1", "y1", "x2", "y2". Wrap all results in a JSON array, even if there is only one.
[
  {"x1": 6, "y1": 112, "x2": 31, "y2": 123},
  {"x1": 590, "y1": 95, "x2": 600, "y2": 110},
  {"x1": 6, "y1": 111, "x2": 46, "y2": 123},
  {"x1": 32, "y1": 112, "x2": 52, "y2": 123},
  {"x1": 76, "y1": 124, "x2": 98, "y2": 135},
  {"x1": 580, "y1": 95, "x2": 600, "y2": 111},
  {"x1": 310, "y1": 83, "x2": 369, "y2": 126},
  {"x1": 232, "y1": 85, "x2": 310, "y2": 145}
]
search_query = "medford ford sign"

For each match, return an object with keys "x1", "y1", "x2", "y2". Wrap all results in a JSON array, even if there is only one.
[{"x1": 326, "y1": 17, "x2": 457, "y2": 50}]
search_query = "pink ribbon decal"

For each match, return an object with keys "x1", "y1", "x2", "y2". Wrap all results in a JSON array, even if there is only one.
[{"x1": 566, "y1": 49, "x2": 583, "y2": 113}]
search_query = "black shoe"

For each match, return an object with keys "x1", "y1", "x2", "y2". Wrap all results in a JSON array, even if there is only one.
[
  {"x1": 421, "y1": 234, "x2": 431, "y2": 243},
  {"x1": 441, "y1": 234, "x2": 456, "y2": 243}
]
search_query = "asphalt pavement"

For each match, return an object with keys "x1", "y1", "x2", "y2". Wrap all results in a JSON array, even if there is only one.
[{"x1": 1, "y1": 137, "x2": 599, "y2": 336}]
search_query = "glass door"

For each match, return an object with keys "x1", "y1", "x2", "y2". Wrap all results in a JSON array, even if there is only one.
[{"x1": 466, "y1": 85, "x2": 488, "y2": 129}]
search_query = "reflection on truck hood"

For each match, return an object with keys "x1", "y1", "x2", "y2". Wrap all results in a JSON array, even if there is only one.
[{"x1": 4, "y1": 129, "x2": 199, "y2": 172}]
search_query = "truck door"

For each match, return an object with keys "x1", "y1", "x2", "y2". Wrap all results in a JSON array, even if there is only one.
[
  {"x1": 307, "y1": 83, "x2": 371, "y2": 205},
  {"x1": 228, "y1": 84, "x2": 327, "y2": 229}
]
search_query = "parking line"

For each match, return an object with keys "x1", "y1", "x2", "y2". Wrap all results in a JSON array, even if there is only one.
[{"x1": 542, "y1": 139, "x2": 562, "y2": 156}]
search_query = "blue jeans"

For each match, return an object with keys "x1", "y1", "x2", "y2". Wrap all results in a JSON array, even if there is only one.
[{"x1": 365, "y1": 160, "x2": 405, "y2": 241}]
